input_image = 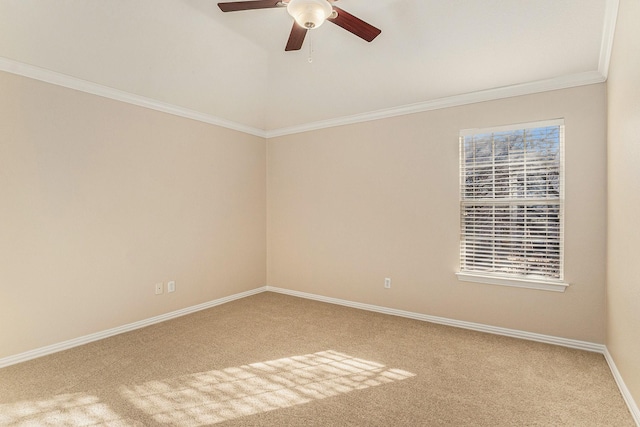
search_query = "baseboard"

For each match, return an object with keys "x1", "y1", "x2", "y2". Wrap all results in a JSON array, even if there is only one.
[
  {"x1": 0, "y1": 286, "x2": 267, "y2": 369},
  {"x1": 266, "y1": 286, "x2": 640, "y2": 425},
  {"x1": 604, "y1": 348, "x2": 640, "y2": 425},
  {"x1": 266, "y1": 286, "x2": 604, "y2": 352},
  {"x1": 3, "y1": 284, "x2": 637, "y2": 425}
]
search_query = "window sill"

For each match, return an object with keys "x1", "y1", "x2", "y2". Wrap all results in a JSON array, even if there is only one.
[{"x1": 456, "y1": 272, "x2": 569, "y2": 292}]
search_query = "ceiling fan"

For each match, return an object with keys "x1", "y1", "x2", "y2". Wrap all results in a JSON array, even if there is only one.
[{"x1": 217, "y1": 0, "x2": 381, "y2": 51}]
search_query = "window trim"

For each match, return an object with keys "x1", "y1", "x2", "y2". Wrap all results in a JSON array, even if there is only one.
[
  {"x1": 456, "y1": 272, "x2": 569, "y2": 292},
  {"x1": 457, "y1": 119, "x2": 570, "y2": 292}
]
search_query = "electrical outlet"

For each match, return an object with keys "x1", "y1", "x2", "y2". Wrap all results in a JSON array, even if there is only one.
[
  {"x1": 155, "y1": 282, "x2": 163, "y2": 295},
  {"x1": 167, "y1": 281, "x2": 176, "y2": 293},
  {"x1": 384, "y1": 278, "x2": 391, "y2": 289}
]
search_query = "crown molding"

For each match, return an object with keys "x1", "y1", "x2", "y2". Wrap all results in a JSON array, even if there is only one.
[
  {"x1": 599, "y1": 0, "x2": 620, "y2": 78},
  {"x1": 265, "y1": 71, "x2": 606, "y2": 138},
  {"x1": 1, "y1": 57, "x2": 608, "y2": 141},
  {"x1": 0, "y1": 57, "x2": 267, "y2": 138}
]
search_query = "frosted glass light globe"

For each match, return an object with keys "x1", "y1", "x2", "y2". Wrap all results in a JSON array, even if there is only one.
[{"x1": 287, "y1": 0, "x2": 333, "y2": 29}]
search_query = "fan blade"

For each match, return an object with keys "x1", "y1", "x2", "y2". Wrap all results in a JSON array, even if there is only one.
[
  {"x1": 285, "y1": 22, "x2": 307, "y2": 51},
  {"x1": 327, "y1": 6, "x2": 381, "y2": 42},
  {"x1": 218, "y1": 0, "x2": 281, "y2": 12}
]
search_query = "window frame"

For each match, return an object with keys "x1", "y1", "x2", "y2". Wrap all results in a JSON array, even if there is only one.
[{"x1": 456, "y1": 119, "x2": 569, "y2": 292}]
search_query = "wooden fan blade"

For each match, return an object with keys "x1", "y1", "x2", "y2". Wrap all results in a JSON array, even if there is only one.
[
  {"x1": 218, "y1": 0, "x2": 281, "y2": 12},
  {"x1": 285, "y1": 22, "x2": 307, "y2": 51},
  {"x1": 327, "y1": 6, "x2": 381, "y2": 42}
]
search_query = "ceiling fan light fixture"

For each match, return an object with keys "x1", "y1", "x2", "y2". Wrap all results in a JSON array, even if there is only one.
[{"x1": 287, "y1": 0, "x2": 333, "y2": 29}]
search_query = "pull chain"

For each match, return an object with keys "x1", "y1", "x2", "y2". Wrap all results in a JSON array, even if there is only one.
[{"x1": 307, "y1": 30, "x2": 314, "y2": 63}]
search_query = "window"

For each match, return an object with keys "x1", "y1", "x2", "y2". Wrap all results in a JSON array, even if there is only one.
[{"x1": 456, "y1": 119, "x2": 568, "y2": 292}]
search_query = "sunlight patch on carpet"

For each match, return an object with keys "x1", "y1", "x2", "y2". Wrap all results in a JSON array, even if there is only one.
[
  {"x1": 120, "y1": 350, "x2": 415, "y2": 425},
  {"x1": 0, "y1": 392, "x2": 129, "y2": 426}
]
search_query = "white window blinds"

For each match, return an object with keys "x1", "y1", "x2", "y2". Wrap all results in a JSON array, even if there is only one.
[{"x1": 459, "y1": 120, "x2": 564, "y2": 282}]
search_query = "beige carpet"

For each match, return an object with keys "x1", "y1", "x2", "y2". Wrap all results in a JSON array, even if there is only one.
[{"x1": 0, "y1": 292, "x2": 634, "y2": 426}]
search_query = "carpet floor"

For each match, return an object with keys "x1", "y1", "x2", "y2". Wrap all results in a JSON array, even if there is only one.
[{"x1": 0, "y1": 292, "x2": 634, "y2": 426}]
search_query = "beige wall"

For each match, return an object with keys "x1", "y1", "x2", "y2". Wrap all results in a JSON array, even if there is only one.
[
  {"x1": 0, "y1": 71, "x2": 266, "y2": 358},
  {"x1": 1, "y1": 65, "x2": 612, "y2": 361},
  {"x1": 268, "y1": 84, "x2": 607, "y2": 343},
  {"x1": 607, "y1": 0, "x2": 640, "y2": 408}
]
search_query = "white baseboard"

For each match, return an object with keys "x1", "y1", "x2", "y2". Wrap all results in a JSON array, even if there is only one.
[
  {"x1": 0, "y1": 286, "x2": 267, "y2": 369},
  {"x1": 604, "y1": 348, "x2": 640, "y2": 425},
  {"x1": 2, "y1": 284, "x2": 637, "y2": 426},
  {"x1": 267, "y1": 286, "x2": 640, "y2": 425},
  {"x1": 266, "y1": 286, "x2": 604, "y2": 352}
]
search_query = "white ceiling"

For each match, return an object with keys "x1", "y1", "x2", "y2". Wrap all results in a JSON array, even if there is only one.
[{"x1": 0, "y1": 0, "x2": 616, "y2": 135}]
